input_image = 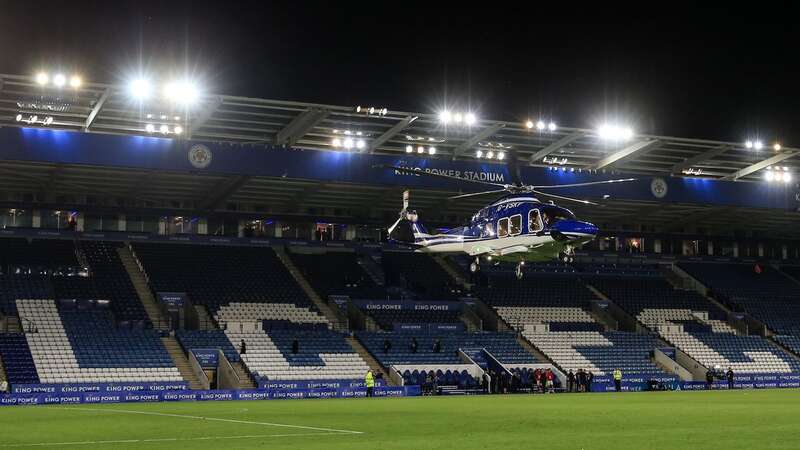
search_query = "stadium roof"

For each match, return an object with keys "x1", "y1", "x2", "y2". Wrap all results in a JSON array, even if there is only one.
[
  {"x1": 0, "y1": 73, "x2": 798, "y2": 239},
  {"x1": 1, "y1": 73, "x2": 797, "y2": 182}
]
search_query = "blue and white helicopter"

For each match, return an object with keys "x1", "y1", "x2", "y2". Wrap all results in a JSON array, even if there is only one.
[{"x1": 382, "y1": 165, "x2": 633, "y2": 279}]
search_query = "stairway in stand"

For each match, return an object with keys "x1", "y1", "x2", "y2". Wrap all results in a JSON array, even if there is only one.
[
  {"x1": 346, "y1": 336, "x2": 392, "y2": 385},
  {"x1": 232, "y1": 361, "x2": 257, "y2": 389},
  {"x1": 272, "y1": 246, "x2": 347, "y2": 331},
  {"x1": 117, "y1": 246, "x2": 169, "y2": 331},
  {"x1": 161, "y1": 337, "x2": 204, "y2": 390}
]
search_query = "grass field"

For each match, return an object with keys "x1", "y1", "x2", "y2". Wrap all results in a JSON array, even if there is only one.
[{"x1": 2, "y1": 390, "x2": 800, "y2": 449}]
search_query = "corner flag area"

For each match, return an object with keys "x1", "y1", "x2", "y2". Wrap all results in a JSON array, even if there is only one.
[{"x1": 2, "y1": 390, "x2": 799, "y2": 449}]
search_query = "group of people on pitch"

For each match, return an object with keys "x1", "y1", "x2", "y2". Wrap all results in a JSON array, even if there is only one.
[{"x1": 566, "y1": 368, "x2": 598, "y2": 392}]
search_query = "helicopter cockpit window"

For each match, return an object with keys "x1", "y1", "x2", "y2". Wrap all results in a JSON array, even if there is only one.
[
  {"x1": 541, "y1": 207, "x2": 576, "y2": 228},
  {"x1": 529, "y1": 209, "x2": 543, "y2": 233},
  {"x1": 509, "y1": 214, "x2": 522, "y2": 236},
  {"x1": 498, "y1": 218, "x2": 509, "y2": 238},
  {"x1": 482, "y1": 222, "x2": 495, "y2": 238}
]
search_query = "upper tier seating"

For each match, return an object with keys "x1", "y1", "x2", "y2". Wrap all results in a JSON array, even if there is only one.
[
  {"x1": 680, "y1": 263, "x2": 800, "y2": 335},
  {"x1": 382, "y1": 251, "x2": 461, "y2": 300},
  {"x1": 363, "y1": 309, "x2": 463, "y2": 330},
  {"x1": 662, "y1": 330, "x2": 800, "y2": 374},
  {"x1": 224, "y1": 328, "x2": 368, "y2": 381},
  {"x1": 132, "y1": 243, "x2": 310, "y2": 314},
  {"x1": 0, "y1": 275, "x2": 50, "y2": 316},
  {"x1": 0, "y1": 238, "x2": 77, "y2": 269},
  {"x1": 214, "y1": 302, "x2": 328, "y2": 328},
  {"x1": 18, "y1": 299, "x2": 181, "y2": 383},
  {"x1": 356, "y1": 331, "x2": 535, "y2": 367},
  {"x1": 0, "y1": 333, "x2": 39, "y2": 385},
  {"x1": 475, "y1": 272, "x2": 597, "y2": 308},
  {"x1": 81, "y1": 241, "x2": 148, "y2": 322},
  {"x1": 525, "y1": 330, "x2": 667, "y2": 376},
  {"x1": 176, "y1": 330, "x2": 240, "y2": 363},
  {"x1": 289, "y1": 251, "x2": 385, "y2": 299}
]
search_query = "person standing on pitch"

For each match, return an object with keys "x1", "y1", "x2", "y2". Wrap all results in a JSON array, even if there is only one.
[
  {"x1": 613, "y1": 369, "x2": 622, "y2": 392},
  {"x1": 365, "y1": 369, "x2": 375, "y2": 398},
  {"x1": 567, "y1": 369, "x2": 575, "y2": 393},
  {"x1": 726, "y1": 367, "x2": 735, "y2": 390}
]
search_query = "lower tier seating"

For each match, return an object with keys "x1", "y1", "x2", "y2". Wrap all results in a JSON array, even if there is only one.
[
  {"x1": 224, "y1": 328, "x2": 368, "y2": 381},
  {"x1": 525, "y1": 331, "x2": 667, "y2": 376},
  {"x1": 176, "y1": 330, "x2": 240, "y2": 363},
  {"x1": 0, "y1": 333, "x2": 39, "y2": 385},
  {"x1": 357, "y1": 331, "x2": 536, "y2": 366},
  {"x1": 17, "y1": 299, "x2": 181, "y2": 383},
  {"x1": 661, "y1": 330, "x2": 800, "y2": 374},
  {"x1": 401, "y1": 368, "x2": 480, "y2": 388}
]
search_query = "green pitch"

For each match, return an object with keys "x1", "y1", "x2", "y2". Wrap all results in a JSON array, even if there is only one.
[{"x1": 2, "y1": 390, "x2": 799, "y2": 449}]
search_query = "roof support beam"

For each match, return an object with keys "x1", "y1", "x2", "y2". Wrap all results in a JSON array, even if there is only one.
[
  {"x1": 529, "y1": 132, "x2": 585, "y2": 163},
  {"x1": 590, "y1": 139, "x2": 662, "y2": 170},
  {"x1": 275, "y1": 108, "x2": 329, "y2": 146},
  {"x1": 200, "y1": 175, "x2": 251, "y2": 210},
  {"x1": 670, "y1": 145, "x2": 730, "y2": 175},
  {"x1": 369, "y1": 116, "x2": 417, "y2": 153},
  {"x1": 84, "y1": 88, "x2": 111, "y2": 131},
  {"x1": 452, "y1": 123, "x2": 505, "y2": 159},
  {"x1": 722, "y1": 152, "x2": 798, "y2": 181},
  {"x1": 187, "y1": 96, "x2": 223, "y2": 139}
]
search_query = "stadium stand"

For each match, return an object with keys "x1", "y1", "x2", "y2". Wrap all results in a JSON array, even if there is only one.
[
  {"x1": 18, "y1": 299, "x2": 181, "y2": 383},
  {"x1": 131, "y1": 243, "x2": 312, "y2": 314},
  {"x1": 0, "y1": 333, "x2": 39, "y2": 384},
  {"x1": 356, "y1": 331, "x2": 535, "y2": 367},
  {"x1": 214, "y1": 302, "x2": 328, "y2": 328},
  {"x1": 224, "y1": 327, "x2": 368, "y2": 381},
  {"x1": 360, "y1": 308, "x2": 463, "y2": 330},
  {"x1": 288, "y1": 250, "x2": 385, "y2": 299},
  {"x1": 382, "y1": 251, "x2": 462, "y2": 299},
  {"x1": 175, "y1": 329, "x2": 241, "y2": 363},
  {"x1": 679, "y1": 262, "x2": 800, "y2": 335}
]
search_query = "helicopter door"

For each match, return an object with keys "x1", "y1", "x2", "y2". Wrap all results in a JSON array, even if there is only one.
[
  {"x1": 529, "y1": 209, "x2": 543, "y2": 233},
  {"x1": 498, "y1": 218, "x2": 509, "y2": 238}
]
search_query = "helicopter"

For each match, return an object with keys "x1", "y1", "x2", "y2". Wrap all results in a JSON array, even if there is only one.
[{"x1": 379, "y1": 164, "x2": 634, "y2": 279}]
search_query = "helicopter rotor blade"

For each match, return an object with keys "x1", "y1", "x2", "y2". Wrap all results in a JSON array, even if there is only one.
[
  {"x1": 448, "y1": 189, "x2": 511, "y2": 200},
  {"x1": 373, "y1": 165, "x2": 510, "y2": 189},
  {"x1": 531, "y1": 189, "x2": 599, "y2": 205},
  {"x1": 532, "y1": 178, "x2": 636, "y2": 189}
]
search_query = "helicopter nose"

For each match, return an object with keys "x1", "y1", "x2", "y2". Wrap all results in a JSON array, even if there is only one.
[{"x1": 552, "y1": 220, "x2": 599, "y2": 240}]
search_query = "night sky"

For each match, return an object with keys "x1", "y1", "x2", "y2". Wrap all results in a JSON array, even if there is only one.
[{"x1": 1, "y1": 2, "x2": 797, "y2": 144}]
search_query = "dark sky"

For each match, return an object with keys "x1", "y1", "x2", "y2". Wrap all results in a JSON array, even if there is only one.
[{"x1": 1, "y1": 2, "x2": 798, "y2": 143}]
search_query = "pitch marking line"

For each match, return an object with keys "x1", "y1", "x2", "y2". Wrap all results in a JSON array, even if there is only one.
[
  {"x1": 0, "y1": 406, "x2": 365, "y2": 447},
  {"x1": 0, "y1": 432, "x2": 351, "y2": 447}
]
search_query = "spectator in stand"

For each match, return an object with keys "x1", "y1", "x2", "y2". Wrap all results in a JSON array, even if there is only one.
[
  {"x1": 727, "y1": 367, "x2": 735, "y2": 390},
  {"x1": 613, "y1": 369, "x2": 621, "y2": 392},
  {"x1": 545, "y1": 369, "x2": 555, "y2": 393},
  {"x1": 587, "y1": 371, "x2": 594, "y2": 392},
  {"x1": 533, "y1": 369, "x2": 542, "y2": 393},
  {"x1": 292, "y1": 338, "x2": 299, "y2": 355},
  {"x1": 383, "y1": 339, "x2": 392, "y2": 354},
  {"x1": 410, "y1": 337, "x2": 418, "y2": 354},
  {"x1": 239, "y1": 339, "x2": 247, "y2": 355},
  {"x1": 567, "y1": 369, "x2": 575, "y2": 393},
  {"x1": 433, "y1": 339, "x2": 442, "y2": 353}
]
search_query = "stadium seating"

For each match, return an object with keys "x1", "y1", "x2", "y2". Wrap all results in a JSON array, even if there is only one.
[
  {"x1": 362, "y1": 308, "x2": 463, "y2": 330},
  {"x1": 214, "y1": 302, "x2": 328, "y2": 328},
  {"x1": 175, "y1": 330, "x2": 240, "y2": 363},
  {"x1": 224, "y1": 328, "x2": 368, "y2": 381},
  {"x1": 18, "y1": 299, "x2": 181, "y2": 383},
  {"x1": 382, "y1": 251, "x2": 462, "y2": 299},
  {"x1": 0, "y1": 333, "x2": 39, "y2": 384},
  {"x1": 356, "y1": 331, "x2": 535, "y2": 367},
  {"x1": 680, "y1": 262, "x2": 800, "y2": 335},
  {"x1": 289, "y1": 251, "x2": 385, "y2": 299},
  {"x1": 662, "y1": 330, "x2": 800, "y2": 373},
  {"x1": 400, "y1": 368, "x2": 480, "y2": 389},
  {"x1": 0, "y1": 274, "x2": 50, "y2": 316},
  {"x1": 525, "y1": 330, "x2": 666, "y2": 376},
  {"x1": 132, "y1": 243, "x2": 311, "y2": 314}
]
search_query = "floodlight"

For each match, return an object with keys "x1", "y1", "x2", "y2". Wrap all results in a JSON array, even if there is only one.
[
  {"x1": 765, "y1": 171, "x2": 774, "y2": 181},
  {"x1": 525, "y1": 120, "x2": 534, "y2": 129},
  {"x1": 745, "y1": 141, "x2": 753, "y2": 149},
  {"x1": 597, "y1": 124, "x2": 634, "y2": 141},
  {"x1": 35, "y1": 72, "x2": 49, "y2": 85},
  {"x1": 548, "y1": 122, "x2": 557, "y2": 131},
  {"x1": 332, "y1": 138, "x2": 342, "y2": 147},
  {"x1": 343, "y1": 138, "x2": 354, "y2": 149},
  {"x1": 464, "y1": 113, "x2": 476, "y2": 125},
  {"x1": 476, "y1": 150, "x2": 483, "y2": 158},
  {"x1": 487, "y1": 151, "x2": 495, "y2": 159},
  {"x1": 417, "y1": 146, "x2": 425, "y2": 154},
  {"x1": 53, "y1": 74, "x2": 66, "y2": 87},
  {"x1": 428, "y1": 147, "x2": 436, "y2": 155},
  {"x1": 15, "y1": 114, "x2": 22, "y2": 122},
  {"x1": 130, "y1": 78, "x2": 152, "y2": 100},
  {"x1": 174, "y1": 125, "x2": 183, "y2": 135},
  {"x1": 497, "y1": 152, "x2": 505, "y2": 160},
  {"x1": 405, "y1": 145, "x2": 413, "y2": 153},
  {"x1": 536, "y1": 120, "x2": 546, "y2": 130},
  {"x1": 69, "y1": 76, "x2": 81, "y2": 88},
  {"x1": 754, "y1": 141, "x2": 763, "y2": 150},
  {"x1": 159, "y1": 124, "x2": 169, "y2": 134},
  {"x1": 356, "y1": 139, "x2": 366, "y2": 150},
  {"x1": 453, "y1": 113, "x2": 463, "y2": 123},
  {"x1": 784, "y1": 173, "x2": 792, "y2": 182},
  {"x1": 774, "y1": 143, "x2": 782, "y2": 151},
  {"x1": 145, "y1": 123, "x2": 155, "y2": 133},
  {"x1": 439, "y1": 111, "x2": 452, "y2": 124},
  {"x1": 164, "y1": 80, "x2": 199, "y2": 105}
]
